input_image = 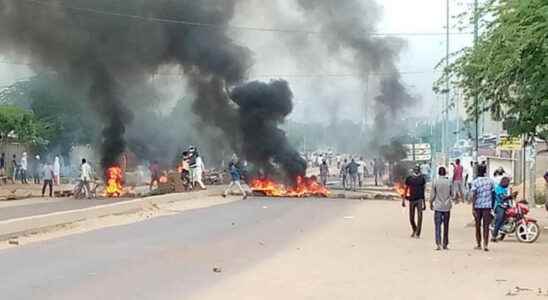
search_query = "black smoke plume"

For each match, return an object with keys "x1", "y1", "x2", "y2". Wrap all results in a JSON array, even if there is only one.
[
  {"x1": 230, "y1": 80, "x2": 306, "y2": 181},
  {"x1": 0, "y1": 0, "x2": 306, "y2": 179},
  {"x1": 295, "y1": 0, "x2": 415, "y2": 150}
]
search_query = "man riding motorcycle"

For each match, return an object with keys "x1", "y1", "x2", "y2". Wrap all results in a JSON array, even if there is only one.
[{"x1": 491, "y1": 176, "x2": 518, "y2": 242}]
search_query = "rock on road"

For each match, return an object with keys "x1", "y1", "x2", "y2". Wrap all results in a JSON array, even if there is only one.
[{"x1": 0, "y1": 197, "x2": 547, "y2": 300}]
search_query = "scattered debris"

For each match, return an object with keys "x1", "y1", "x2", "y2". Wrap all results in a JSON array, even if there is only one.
[{"x1": 212, "y1": 266, "x2": 222, "y2": 273}]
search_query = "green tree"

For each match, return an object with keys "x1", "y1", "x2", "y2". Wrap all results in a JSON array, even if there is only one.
[
  {"x1": 0, "y1": 105, "x2": 48, "y2": 147},
  {"x1": 0, "y1": 74, "x2": 99, "y2": 155},
  {"x1": 437, "y1": 0, "x2": 548, "y2": 139}
]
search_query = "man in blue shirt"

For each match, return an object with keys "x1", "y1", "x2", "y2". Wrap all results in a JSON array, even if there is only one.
[
  {"x1": 470, "y1": 165, "x2": 495, "y2": 251},
  {"x1": 222, "y1": 155, "x2": 247, "y2": 200},
  {"x1": 491, "y1": 177, "x2": 518, "y2": 241}
]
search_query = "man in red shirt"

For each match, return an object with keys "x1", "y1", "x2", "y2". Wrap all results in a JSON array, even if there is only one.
[{"x1": 452, "y1": 159, "x2": 465, "y2": 203}]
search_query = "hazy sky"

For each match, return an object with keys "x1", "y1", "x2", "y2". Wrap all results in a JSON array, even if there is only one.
[{"x1": 0, "y1": 0, "x2": 475, "y2": 124}]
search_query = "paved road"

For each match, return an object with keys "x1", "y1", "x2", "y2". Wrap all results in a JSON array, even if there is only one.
[
  {"x1": 0, "y1": 198, "x2": 547, "y2": 300},
  {"x1": 0, "y1": 198, "x2": 137, "y2": 221}
]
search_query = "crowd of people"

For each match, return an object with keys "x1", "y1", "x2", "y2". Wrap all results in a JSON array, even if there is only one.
[
  {"x1": 402, "y1": 159, "x2": 523, "y2": 252},
  {"x1": 0, "y1": 152, "x2": 63, "y2": 186}
]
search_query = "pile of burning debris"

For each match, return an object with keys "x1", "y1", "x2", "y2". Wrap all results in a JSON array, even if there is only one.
[{"x1": 250, "y1": 176, "x2": 329, "y2": 198}]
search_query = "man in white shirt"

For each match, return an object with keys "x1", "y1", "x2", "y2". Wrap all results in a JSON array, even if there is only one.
[
  {"x1": 189, "y1": 147, "x2": 206, "y2": 190},
  {"x1": 79, "y1": 158, "x2": 92, "y2": 199},
  {"x1": 20, "y1": 152, "x2": 28, "y2": 184}
]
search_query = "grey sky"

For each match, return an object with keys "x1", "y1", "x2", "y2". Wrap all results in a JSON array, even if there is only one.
[{"x1": 0, "y1": 0, "x2": 475, "y2": 124}]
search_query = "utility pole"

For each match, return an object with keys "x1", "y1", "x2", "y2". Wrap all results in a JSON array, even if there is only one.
[
  {"x1": 443, "y1": 0, "x2": 450, "y2": 164},
  {"x1": 473, "y1": 0, "x2": 480, "y2": 163}
]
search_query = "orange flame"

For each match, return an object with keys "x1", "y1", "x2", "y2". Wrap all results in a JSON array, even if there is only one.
[
  {"x1": 105, "y1": 166, "x2": 124, "y2": 198},
  {"x1": 250, "y1": 176, "x2": 329, "y2": 197},
  {"x1": 394, "y1": 182, "x2": 409, "y2": 198}
]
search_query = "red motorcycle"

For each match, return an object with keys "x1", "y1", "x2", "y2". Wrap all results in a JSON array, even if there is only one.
[{"x1": 491, "y1": 200, "x2": 541, "y2": 243}]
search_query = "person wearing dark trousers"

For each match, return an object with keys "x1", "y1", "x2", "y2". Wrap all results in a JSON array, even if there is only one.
[
  {"x1": 491, "y1": 176, "x2": 518, "y2": 241},
  {"x1": 403, "y1": 166, "x2": 426, "y2": 238},
  {"x1": 470, "y1": 164, "x2": 495, "y2": 251},
  {"x1": 430, "y1": 166, "x2": 453, "y2": 250},
  {"x1": 41, "y1": 161, "x2": 54, "y2": 197}
]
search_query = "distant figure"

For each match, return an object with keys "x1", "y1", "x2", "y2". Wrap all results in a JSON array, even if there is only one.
[
  {"x1": 471, "y1": 164, "x2": 494, "y2": 251},
  {"x1": 544, "y1": 171, "x2": 548, "y2": 211},
  {"x1": 11, "y1": 154, "x2": 18, "y2": 183},
  {"x1": 340, "y1": 159, "x2": 348, "y2": 190},
  {"x1": 79, "y1": 159, "x2": 93, "y2": 199},
  {"x1": 0, "y1": 153, "x2": 5, "y2": 184},
  {"x1": 403, "y1": 166, "x2": 426, "y2": 238},
  {"x1": 346, "y1": 158, "x2": 359, "y2": 191},
  {"x1": 223, "y1": 155, "x2": 247, "y2": 200},
  {"x1": 373, "y1": 158, "x2": 384, "y2": 186},
  {"x1": 430, "y1": 167, "x2": 453, "y2": 250},
  {"x1": 20, "y1": 152, "x2": 28, "y2": 184},
  {"x1": 357, "y1": 157, "x2": 365, "y2": 187},
  {"x1": 32, "y1": 155, "x2": 42, "y2": 184},
  {"x1": 53, "y1": 156, "x2": 61, "y2": 185},
  {"x1": 319, "y1": 159, "x2": 329, "y2": 186},
  {"x1": 464, "y1": 162, "x2": 474, "y2": 202},
  {"x1": 189, "y1": 147, "x2": 206, "y2": 190},
  {"x1": 41, "y1": 160, "x2": 55, "y2": 197},
  {"x1": 149, "y1": 160, "x2": 161, "y2": 191},
  {"x1": 180, "y1": 151, "x2": 192, "y2": 191},
  {"x1": 452, "y1": 159, "x2": 464, "y2": 203}
]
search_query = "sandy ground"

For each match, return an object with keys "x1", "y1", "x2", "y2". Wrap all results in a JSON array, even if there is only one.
[{"x1": 188, "y1": 201, "x2": 548, "y2": 300}]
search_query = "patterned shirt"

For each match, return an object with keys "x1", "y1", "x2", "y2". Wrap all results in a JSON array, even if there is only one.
[{"x1": 471, "y1": 177, "x2": 494, "y2": 209}]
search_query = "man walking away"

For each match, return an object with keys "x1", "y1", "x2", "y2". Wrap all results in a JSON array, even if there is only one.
[
  {"x1": 0, "y1": 153, "x2": 5, "y2": 184},
  {"x1": 223, "y1": 155, "x2": 247, "y2": 200},
  {"x1": 41, "y1": 161, "x2": 54, "y2": 197},
  {"x1": 403, "y1": 166, "x2": 426, "y2": 238},
  {"x1": 357, "y1": 157, "x2": 365, "y2": 187},
  {"x1": 11, "y1": 154, "x2": 18, "y2": 183},
  {"x1": 32, "y1": 155, "x2": 42, "y2": 184},
  {"x1": 20, "y1": 152, "x2": 28, "y2": 184},
  {"x1": 430, "y1": 167, "x2": 453, "y2": 250},
  {"x1": 452, "y1": 159, "x2": 465, "y2": 203},
  {"x1": 347, "y1": 158, "x2": 359, "y2": 192},
  {"x1": 319, "y1": 159, "x2": 329, "y2": 187},
  {"x1": 340, "y1": 159, "x2": 348, "y2": 190},
  {"x1": 149, "y1": 160, "x2": 161, "y2": 191},
  {"x1": 471, "y1": 164, "x2": 494, "y2": 251},
  {"x1": 53, "y1": 156, "x2": 61, "y2": 185},
  {"x1": 79, "y1": 159, "x2": 93, "y2": 199},
  {"x1": 492, "y1": 176, "x2": 518, "y2": 242},
  {"x1": 374, "y1": 158, "x2": 383, "y2": 186}
]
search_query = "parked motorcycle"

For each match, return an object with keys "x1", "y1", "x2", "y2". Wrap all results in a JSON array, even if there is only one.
[{"x1": 490, "y1": 200, "x2": 540, "y2": 243}]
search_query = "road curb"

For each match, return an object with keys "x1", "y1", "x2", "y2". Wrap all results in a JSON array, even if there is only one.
[{"x1": 0, "y1": 188, "x2": 222, "y2": 241}]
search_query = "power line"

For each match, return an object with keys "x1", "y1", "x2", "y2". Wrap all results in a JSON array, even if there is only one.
[
  {"x1": 0, "y1": 58, "x2": 438, "y2": 78},
  {"x1": 18, "y1": 0, "x2": 474, "y2": 37}
]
